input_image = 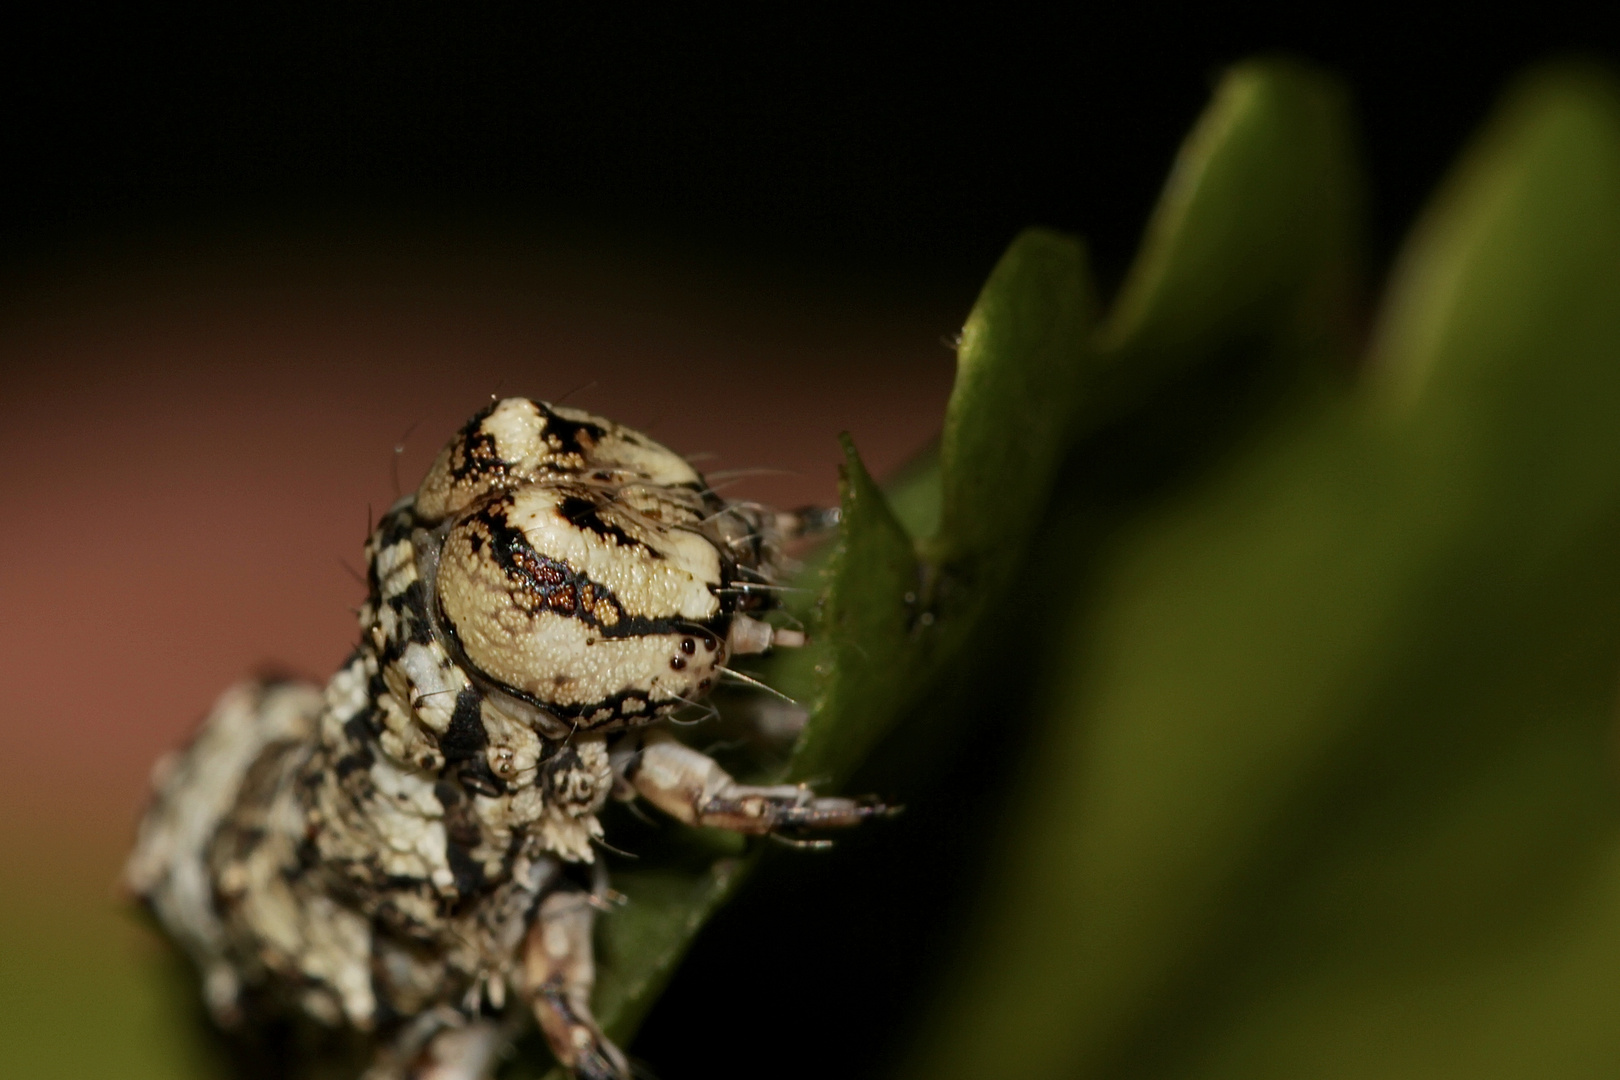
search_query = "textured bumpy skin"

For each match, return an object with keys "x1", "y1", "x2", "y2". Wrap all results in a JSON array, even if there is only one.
[{"x1": 127, "y1": 399, "x2": 887, "y2": 1079}]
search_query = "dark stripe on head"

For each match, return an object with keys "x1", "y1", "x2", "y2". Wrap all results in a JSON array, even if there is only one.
[
  {"x1": 467, "y1": 498, "x2": 711, "y2": 640},
  {"x1": 535, "y1": 402, "x2": 607, "y2": 456},
  {"x1": 557, "y1": 494, "x2": 655, "y2": 554},
  {"x1": 446, "y1": 401, "x2": 503, "y2": 484}
]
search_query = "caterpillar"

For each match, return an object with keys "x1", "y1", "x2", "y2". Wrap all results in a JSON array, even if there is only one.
[{"x1": 127, "y1": 398, "x2": 888, "y2": 1079}]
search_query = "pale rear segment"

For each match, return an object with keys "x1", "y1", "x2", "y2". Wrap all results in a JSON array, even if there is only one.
[{"x1": 127, "y1": 398, "x2": 891, "y2": 1080}]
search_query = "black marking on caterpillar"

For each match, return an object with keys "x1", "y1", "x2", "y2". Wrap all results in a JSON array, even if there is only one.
[
  {"x1": 440, "y1": 688, "x2": 487, "y2": 762},
  {"x1": 532, "y1": 402, "x2": 608, "y2": 458}
]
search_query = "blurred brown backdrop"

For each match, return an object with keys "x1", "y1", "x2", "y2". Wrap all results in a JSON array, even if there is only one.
[
  {"x1": 2, "y1": 8, "x2": 1616, "y2": 1078},
  {"x1": 0, "y1": 219, "x2": 960, "y2": 853},
  {"x1": 0, "y1": 221, "x2": 960, "y2": 1078}
]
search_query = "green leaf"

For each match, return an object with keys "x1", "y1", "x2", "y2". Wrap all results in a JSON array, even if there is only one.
[
  {"x1": 553, "y1": 57, "x2": 1374, "y2": 1079},
  {"x1": 878, "y1": 438, "x2": 942, "y2": 543},
  {"x1": 1099, "y1": 58, "x2": 1362, "y2": 381},
  {"x1": 788, "y1": 435, "x2": 922, "y2": 786},
  {"x1": 1179, "y1": 64, "x2": 1620, "y2": 1080},
  {"x1": 934, "y1": 227, "x2": 1097, "y2": 576},
  {"x1": 899, "y1": 65, "x2": 1620, "y2": 1080},
  {"x1": 528, "y1": 438, "x2": 934, "y2": 1077},
  {"x1": 551, "y1": 229, "x2": 1103, "y2": 1075},
  {"x1": 591, "y1": 855, "x2": 748, "y2": 1041}
]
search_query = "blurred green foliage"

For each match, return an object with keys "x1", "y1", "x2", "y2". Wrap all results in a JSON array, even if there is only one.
[
  {"x1": 601, "y1": 57, "x2": 1620, "y2": 1079},
  {"x1": 9, "y1": 55, "x2": 1620, "y2": 1080},
  {"x1": 905, "y1": 61, "x2": 1620, "y2": 1080}
]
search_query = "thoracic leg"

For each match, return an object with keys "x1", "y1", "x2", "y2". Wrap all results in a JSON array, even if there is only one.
[
  {"x1": 616, "y1": 729, "x2": 890, "y2": 834},
  {"x1": 525, "y1": 886, "x2": 628, "y2": 1080}
]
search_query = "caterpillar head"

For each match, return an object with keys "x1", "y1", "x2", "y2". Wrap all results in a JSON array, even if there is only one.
[{"x1": 413, "y1": 398, "x2": 792, "y2": 733}]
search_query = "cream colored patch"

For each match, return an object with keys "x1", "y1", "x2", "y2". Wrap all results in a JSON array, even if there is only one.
[
  {"x1": 396, "y1": 641, "x2": 467, "y2": 732},
  {"x1": 414, "y1": 399, "x2": 549, "y2": 523},
  {"x1": 504, "y1": 485, "x2": 720, "y2": 620},
  {"x1": 440, "y1": 596, "x2": 722, "y2": 710},
  {"x1": 539, "y1": 810, "x2": 604, "y2": 863},
  {"x1": 414, "y1": 446, "x2": 463, "y2": 522},
  {"x1": 324, "y1": 656, "x2": 370, "y2": 720},
  {"x1": 366, "y1": 759, "x2": 450, "y2": 881},
  {"x1": 415, "y1": 398, "x2": 707, "y2": 525},
  {"x1": 436, "y1": 485, "x2": 728, "y2": 710},
  {"x1": 482, "y1": 397, "x2": 548, "y2": 468},
  {"x1": 462, "y1": 736, "x2": 613, "y2": 863},
  {"x1": 375, "y1": 540, "x2": 417, "y2": 598},
  {"x1": 550, "y1": 403, "x2": 704, "y2": 488},
  {"x1": 123, "y1": 681, "x2": 322, "y2": 990},
  {"x1": 297, "y1": 895, "x2": 376, "y2": 1028}
]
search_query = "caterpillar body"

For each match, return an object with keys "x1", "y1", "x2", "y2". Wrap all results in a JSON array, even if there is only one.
[{"x1": 127, "y1": 398, "x2": 887, "y2": 1079}]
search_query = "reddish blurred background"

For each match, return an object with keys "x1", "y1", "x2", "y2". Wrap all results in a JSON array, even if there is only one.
[
  {"x1": 2, "y1": 9, "x2": 1612, "y2": 1077},
  {"x1": 0, "y1": 220, "x2": 960, "y2": 869},
  {"x1": 0, "y1": 221, "x2": 960, "y2": 1077}
]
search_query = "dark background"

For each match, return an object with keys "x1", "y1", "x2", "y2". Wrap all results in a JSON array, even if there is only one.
[
  {"x1": 6, "y1": 9, "x2": 1616, "y2": 308},
  {"x1": 4, "y1": 9, "x2": 1618, "y2": 1080}
]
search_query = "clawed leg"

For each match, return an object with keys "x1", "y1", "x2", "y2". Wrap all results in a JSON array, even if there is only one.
[
  {"x1": 525, "y1": 887, "x2": 629, "y2": 1080},
  {"x1": 617, "y1": 730, "x2": 892, "y2": 835}
]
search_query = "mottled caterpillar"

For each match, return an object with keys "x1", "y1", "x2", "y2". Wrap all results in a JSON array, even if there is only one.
[{"x1": 127, "y1": 398, "x2": 889, "y2": 1079}]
